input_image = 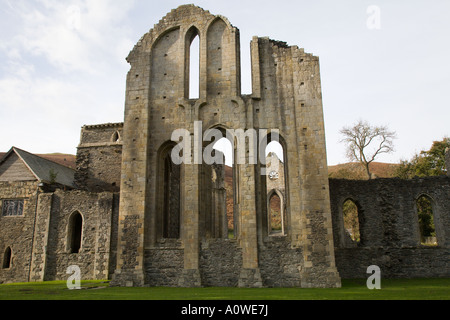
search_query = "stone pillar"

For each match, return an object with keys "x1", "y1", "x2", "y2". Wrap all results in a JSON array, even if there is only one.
[
  {"x1": 293, "y1": 50, "x2": 341, "y2": 288},
  {"x1": 29, "y1": 193, "x2": 53, "y2": 282},
  {"x1": 237, "y1": 161, "x2": 262, "y2": 287},
  {"x1": 110, "y1": 47, "x2": 149, "y2": 287},
  {"x1": 178, "y1": 163, "x2": 202, "y2": 287},
  {"x1": 93, "y1": 193, "x2": 115, "y2": 280}
]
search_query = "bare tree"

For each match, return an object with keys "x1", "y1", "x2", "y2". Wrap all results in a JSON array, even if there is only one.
[{"x1": 340, "y1": 120, "x2": 396, "y2": 179}]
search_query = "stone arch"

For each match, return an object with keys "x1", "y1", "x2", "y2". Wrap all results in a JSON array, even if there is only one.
[
  {"x1": 111, "y1": 131, "x2": 120, "y2": 143},
  {"x1": 267, "y1": 189, "x2": 285, "y2": 235},
  {"x1": 202, "y1": 125, "x2": 238, "y2": 239},
  {"x1": 67, "y1": 211, "x2": 83, "y2": 253},
  {"x1": 2, "y1": 246, "x2": 12, "y2": 269},
  {"x1": 150, "y1": 27, "x2": 182, "y2": 102},
  {"x1": 341, "y1": 198, "x2": 361, "y2": 246}
]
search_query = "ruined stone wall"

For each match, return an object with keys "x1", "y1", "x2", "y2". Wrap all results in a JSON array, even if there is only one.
[
  {"x1": 329, "y1": 177, "x2": 450, "y2": 278},
  {"x1": 75, "y1": 123, "x2": 123, "y2": 192},
  {"x1": 41, "y1": 190, "x2": 118, "y2": 281},
  {"x1": 259, "y1": 237, "x2": 303, "y2": 287},
  {"x1": 0, "y1": 181, "x2": 39, "y2": 283},
  {"x1": 252, "y1": 36, "x2": 340, "y2": 288},
  {"x1": 144, "y1": 238, "x2": 306, "y2": 288},
  {"x1": 145, "y1": 241, "x2": 184, "y2": 287},
  {"x1": 112, "y1": 4, "x2": 340, "y2": 288},
  {"x1": 200, "y1": 239, "x2": 242, "y2": 287}
]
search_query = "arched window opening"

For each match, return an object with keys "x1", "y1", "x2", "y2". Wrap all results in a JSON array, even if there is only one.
[
  {"x1": 69, "y1": 212, "x2": 83, "y2": 253},
  {"x1": 265, "y1": 137, "x2": 287, "y2": 236},
  {"x1": 213, "y1": 137, "x2": 235, "y2": 239},
  {"x1": 112, "y1": 131, "x2": 120, "y2": 142},
  {"x1": 268, "y1": 191, "x2": 284, "y2": 235},
  {"x1": 2, "y1": 247, "x2": 11, "y2": 269},
  {"x1": 417, "y1": 195, "x2": 437, "y2": 246},
  {"x1": 188, "y1": 33, "x2": 200, "y2": 99},
  {"x1": 163, "y1": 151, "x2": 181, "y2": 239},
  {"x1": 343, "y1": 199, "x2": 360, "y2": 243}
]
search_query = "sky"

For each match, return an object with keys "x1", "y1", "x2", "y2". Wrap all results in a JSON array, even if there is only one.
[{"x1": 1, "y1": 0, "x2": 449, "y2": 166}]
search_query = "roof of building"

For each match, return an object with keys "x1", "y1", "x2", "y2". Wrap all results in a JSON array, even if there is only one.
[
  {"x1": 0, "y1": 147, "x2": 75, "y2": 187},
  {"x1": 82, "y1": 122, "x2": 123, "y2": 129}
]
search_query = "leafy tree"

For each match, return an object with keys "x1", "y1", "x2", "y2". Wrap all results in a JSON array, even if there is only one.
[
  {"x1": 395, "y1": 137, "x2": 450, "y2": 179},
  {"x1": 340, "y1": 120, "x2": 396, "y2": 180}
]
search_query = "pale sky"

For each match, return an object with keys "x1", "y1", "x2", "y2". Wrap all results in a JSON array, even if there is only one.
[{"x1": 1, "y1": 0, "x2": 449, "y2": 166}]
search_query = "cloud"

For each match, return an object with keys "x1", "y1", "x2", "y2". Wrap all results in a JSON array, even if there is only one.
[
  {"x1": 2, "y1": 0, "x2": 135, "y2": 74},
  {"x1": 0, "y1": 0, "x2": 135, "y2": 154}
]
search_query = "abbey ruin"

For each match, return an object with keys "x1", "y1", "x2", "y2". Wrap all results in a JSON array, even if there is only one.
[{"x1": 0, "y1": 5, "x2": 449, "y2": 287}]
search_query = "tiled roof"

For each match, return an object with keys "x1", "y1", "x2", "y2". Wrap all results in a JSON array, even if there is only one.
[{"x1": 0, "y1": 147, "x2": 75, "y2": 187}]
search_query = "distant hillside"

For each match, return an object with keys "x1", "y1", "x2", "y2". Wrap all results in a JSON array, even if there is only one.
[
  {"x1": 328, "y1": 162, "x2": 400, "y2": 179},
  {"x1": 36, "y1": 153, "x2": 77, "y2": 170},
  {"x1": 224, "y1": 162, "x2": 399, "y2": 184}
]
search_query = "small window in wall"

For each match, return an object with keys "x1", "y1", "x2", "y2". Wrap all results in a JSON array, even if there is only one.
[
  {"x1": 343, "y1": 199, "x2": 360, "y2": 243},
  {"x1": 417, "y1": 195, "x2": 437, "y2": 246},
  {"x1": 68, "y1": 212, "x2": 83, "y2": 253},
  {"x1": 2, "y1": 199, "x2": 24, "y2": 216},
  {"x1": 112, "y1": 131, "x2": 120, "y2": 142},
  {"x1": 2, "y1": 247, "x2": 11, "y2": 269}
]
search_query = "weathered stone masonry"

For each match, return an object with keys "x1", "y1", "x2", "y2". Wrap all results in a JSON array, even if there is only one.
[
  {"x1": 110, "y1": 4, "x2": 340, "y2": 288},
  {"x1": 0, "y1": 5, "x2": 448, "y2": 286},
  {"x1": 75, "y1": 123, "x2": 123, "y2": 193},
  {"x1": 330, "y1": 177, "x2": 450, "y2": 279}
]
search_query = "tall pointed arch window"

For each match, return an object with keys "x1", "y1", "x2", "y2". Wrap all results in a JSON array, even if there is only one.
[
  {"x1": 68, "y1": 211, "x2": 83, "y2": 253},
  {"x1": 186, "y1": 27, "x2": 200, "y2": 99},
  {"x1": 343, "y1": 199, "x2": 361, "y2": 243}
]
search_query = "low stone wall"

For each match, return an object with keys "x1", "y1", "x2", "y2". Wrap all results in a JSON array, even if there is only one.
[
  {"x1": 200, "y1": 239, "x2": 242, "y2": 287},
  {"x1": 336, "y1": 247, "x2": 450, "y2": 278},
  {"x1": 259, "y1": 237, "x2": 303, "y2": 287},
  {"x1": 145, "y1": 240, "x2": 184, "y2": 287}
]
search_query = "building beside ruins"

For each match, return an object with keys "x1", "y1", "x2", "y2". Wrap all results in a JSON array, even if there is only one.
[{"x1": 0, "y1": 5, "x2": 449, "y2": 287}]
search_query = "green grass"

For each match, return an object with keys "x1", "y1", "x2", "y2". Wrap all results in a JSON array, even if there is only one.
[{"x1": 0, "y1": 278, "x2": 448, "y2": 300}]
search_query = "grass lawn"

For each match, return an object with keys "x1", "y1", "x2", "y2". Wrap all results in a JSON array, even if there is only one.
[{"x1": 0, "y1": 278, "x2": 448, "y2": 300}]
